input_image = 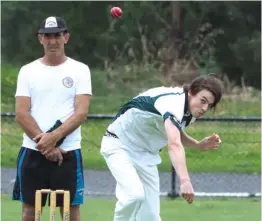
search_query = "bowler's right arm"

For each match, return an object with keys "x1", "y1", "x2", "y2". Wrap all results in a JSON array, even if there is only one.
[{"x1": 164, "y1": 117, "x2": 195, "y2": 204}]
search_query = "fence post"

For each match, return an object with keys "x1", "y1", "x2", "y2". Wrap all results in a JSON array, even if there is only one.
[{"x1": 167, "y1": 166, "x2": 180, "y2": 199}]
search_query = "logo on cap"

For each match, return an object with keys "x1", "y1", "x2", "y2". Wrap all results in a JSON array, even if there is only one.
[{"x1": 45, "y1": 17, "x2": 58, "y2": 28}]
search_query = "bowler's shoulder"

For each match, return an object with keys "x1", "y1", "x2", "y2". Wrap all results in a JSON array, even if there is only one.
[
  {"x1": 137, "y1": 86, "x2": 184, "y2": 98},
  {"x1": 169, "y1": 86, "x2": 184, "y2": 94},
  {"x1": 150, "y1": 86, "x2": 185, "y2": 95}
]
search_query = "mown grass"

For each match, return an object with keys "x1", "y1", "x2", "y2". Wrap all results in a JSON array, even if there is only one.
[
  {"x1": 1, "y1": 65, "x2": 261, "y2": 173},
  {"x1": 1, "y1": 195, "x2": 261, "y2": 221},
  {"x1": 2, "y1": 118, "x2": 260, "y2": 173}
]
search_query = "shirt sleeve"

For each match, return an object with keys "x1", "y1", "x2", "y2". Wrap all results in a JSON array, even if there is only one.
[
  {"x1": 154, "y1": 94, "x2": 185, "y2": 131},
  {"x1": 15, "y1": 66, "x2": 30, "y2": 97},
  {"x1": 76, "y1": 64, "x2": 92, "y2": 95}
]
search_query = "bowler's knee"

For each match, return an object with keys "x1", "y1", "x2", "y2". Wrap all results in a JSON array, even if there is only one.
[
  {"x1": 137, "y1": 210, "x2": 161, "y2": 221},
  {"x1": 128, "y1": 190, "x2": 145, "y2": 205},
  {"x1": 148, "y1": 211, "x2": 161, "y2": 221}
]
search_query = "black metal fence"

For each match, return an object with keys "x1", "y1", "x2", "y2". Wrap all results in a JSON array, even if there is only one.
[{"x1": 1, "y1": 113, "x2": 261, "y2": 198}]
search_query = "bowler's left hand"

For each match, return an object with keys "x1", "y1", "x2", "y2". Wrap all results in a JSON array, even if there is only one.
[{"x1": 197, "y1": 133, "x2": 222, "y2": 151}]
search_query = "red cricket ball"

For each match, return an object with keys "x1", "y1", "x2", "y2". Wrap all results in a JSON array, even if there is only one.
[{"x1": 110, "y1": 7, "x2": 122, "y2": 19}]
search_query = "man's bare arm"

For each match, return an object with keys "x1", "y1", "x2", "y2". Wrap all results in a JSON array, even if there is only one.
[
  {"x1": 15, "y1": 96, "x2": 42, "y2": 140},
  {"x1": 165, "y1": 119, "x2": 191, "y2": 182},
  {"x1": 181, "y1": 131, "x2": 221, "y2": 151},
  {"x1": 180, "y1": 131, "x2": 200, "y2": 149},
  {"x1": 165, "y1": 118, "x2": 195, "y2": 204},
  {"x1": 34, "y1": 94, "x2": 91, "y2": 153},
  {"x1": 51, "y1": 94, "x2": 91, "y2": 140}
]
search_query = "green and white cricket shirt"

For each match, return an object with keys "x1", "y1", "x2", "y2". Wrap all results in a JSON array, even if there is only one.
[{"x1": 107, "y1": 86, "x2": 196, "y2": 165}]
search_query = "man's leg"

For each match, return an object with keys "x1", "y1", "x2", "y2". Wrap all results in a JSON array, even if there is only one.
[
  {"x1": 50, "y1": 149, "x2": 84, "y2": 221},
  {"x1": 101, "y1": 136, "x2": 145, "y2": 221},
  {"x1": 135, "y1": 164, "x2": 162, "y2": 221},
  {"x1": 60, "y1": 205, "x2": 80, "y2": 221},
  {"x1": 22, "y1": 203, "x2": 36, "y2": 221},
  {"x1": 12, "y1": 147, "x2": 49, "y2": 221}
]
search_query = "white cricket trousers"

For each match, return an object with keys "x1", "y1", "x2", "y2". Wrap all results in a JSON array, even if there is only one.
[{"x1": 100, "y1": 136, "x2": 162, "y2": 221}]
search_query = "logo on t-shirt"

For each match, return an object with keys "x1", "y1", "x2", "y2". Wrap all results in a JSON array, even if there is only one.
[{"x1": 62, "y1": 77, "x2": 74, "y2": 88}]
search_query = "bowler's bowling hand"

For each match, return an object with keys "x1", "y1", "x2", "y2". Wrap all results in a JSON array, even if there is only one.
[{"x1": 180, "y1": 180, "x2": 195, "y2": 204}]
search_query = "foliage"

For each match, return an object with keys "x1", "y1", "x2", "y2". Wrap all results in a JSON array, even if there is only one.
[
  {"x1": 1, "y1": 65, "x2": 261, "y2": 115},
  {"x1": 1, "y1": 1, "x2": 261, "y2": 88}
]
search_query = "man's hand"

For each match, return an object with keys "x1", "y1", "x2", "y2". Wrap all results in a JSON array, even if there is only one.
[
  {"x1": 33, "y1": 132, "x2": 60, "y2": 155},
  {"x1": 197, "y1": 133, "x2": 222, "y2": 151},
  {"x1": 44, "y1": 148, "x2": 67, "y2": 166},
  {"x1": 180, "y1": 180, "x2": 194, "y2": 204}
]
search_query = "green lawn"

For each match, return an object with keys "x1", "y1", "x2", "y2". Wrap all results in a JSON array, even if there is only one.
[
  {"x1": 1, "y1": 195, "x2": 261, "y2": 221},
  {"x1": 2, "y1": 118, "x2": 260, "y2": 173},
  {"x1": 1, "y1": 65, "x2": 261, "y2": 173}
]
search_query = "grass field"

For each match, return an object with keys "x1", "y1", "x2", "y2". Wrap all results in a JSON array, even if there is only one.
[
  {"x1": 2, "y1": 118, "x2": 261, "y2": 173},
  {"x1": 1, "y1": 195, "x2": 261, "y2": 221},
  {"x1": 1, "y1": 65, "x2": 261, "y2": 173}
]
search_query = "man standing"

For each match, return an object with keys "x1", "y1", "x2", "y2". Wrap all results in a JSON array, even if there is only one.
[
  {"x1": 12, "y1": 16, "x2": 92, "y2": 221},
  {"x1": 101, "y1": 75, "x2": 223, "y2": 221}
]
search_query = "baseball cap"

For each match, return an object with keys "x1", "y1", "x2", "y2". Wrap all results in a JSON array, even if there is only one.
[{"x1": 38, "y1": 16, "x2": 68, "y2": 34}]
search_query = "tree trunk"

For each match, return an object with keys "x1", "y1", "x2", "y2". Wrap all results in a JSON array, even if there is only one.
[{"x1": 166, "y1": 2, "x2": 198, "y2": 85}]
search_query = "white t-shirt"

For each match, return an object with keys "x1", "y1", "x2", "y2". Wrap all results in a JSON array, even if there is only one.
[
  {"x1": 15, "y1": 57, "x2": 92, "y2": 151},
  {"x1": 107, "y1": 86, "x2": 195, "y2": 165}
]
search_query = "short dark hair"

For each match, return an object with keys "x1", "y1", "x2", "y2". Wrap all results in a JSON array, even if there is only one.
[{"x1": 183, "y1": 75, "x2": 224, "y2": 109}]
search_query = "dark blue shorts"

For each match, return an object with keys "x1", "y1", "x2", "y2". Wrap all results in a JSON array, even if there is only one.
[{"x1": 12, "y1": 147, "x2": 85, "y2": 207}]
